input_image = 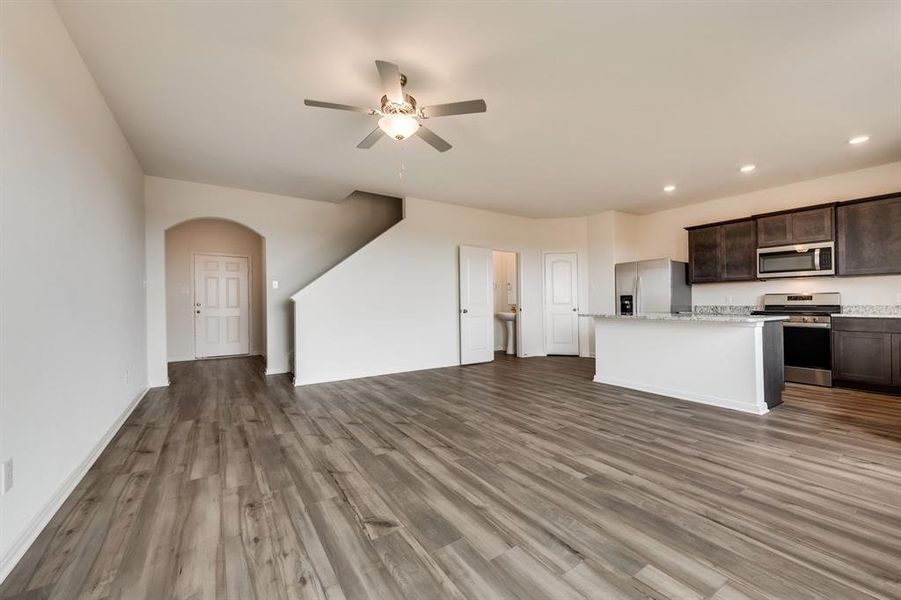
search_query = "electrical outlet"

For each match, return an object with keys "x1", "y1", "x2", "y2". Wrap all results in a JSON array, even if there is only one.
[
  {"x1": 272, "y1": 280, "x2": 279, "y2": 290},
  {"x1": 1, "y1": 459, "x2": 13, "y2": 495},
  {"x1": 124, "y1": 370, "x2": 130, "y2": 385}
]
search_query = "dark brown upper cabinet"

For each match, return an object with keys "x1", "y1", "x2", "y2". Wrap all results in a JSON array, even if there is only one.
[
  {"x1": 687, "y1": 225, "x2": 721, "y2": 283},
  {"x1": 792, "y1": 207, "x2": 834, "y2": 243},
  {"x1": 687, "y1": 219, "x2": 756, "y2": 283},
  {"x1": 720, "y1": 220, "x2": 757, "y2": 280},
  {"x1": 836, "y1": 195, "x2": 901, "y2": 276},
  {"x1": 756, "y1": 206, "x2": 834, "y2": 247},
  {"x1": 756, "y1": 213, "x2": 792, "y2": 247},
  {"x1": 685, "y1": 191, "x2": 900, "y2": 283}
]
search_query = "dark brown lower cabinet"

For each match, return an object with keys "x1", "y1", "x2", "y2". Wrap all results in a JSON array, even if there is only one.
[
  {"x1": 833, "y1": 330, "x2": 893, "y2": 385},
  {"x1": 833, "y1": 317, "x2": 901, "y2": 394}
]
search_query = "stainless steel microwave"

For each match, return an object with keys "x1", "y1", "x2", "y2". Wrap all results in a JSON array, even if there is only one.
[{"x1": 757, "y1": 241, "x2": 835, "y2": 278}]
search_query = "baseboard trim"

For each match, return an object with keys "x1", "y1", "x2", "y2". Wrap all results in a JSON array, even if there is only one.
[
  {"x1": 294, "y1": 360, "x2": 459, "y2": 386},
  {"x1": 0, "y1": 386, "x2": 149, "y2": 584},
  {"x1": 592, "y1": 375, "x2": 768, "y2": 415}
]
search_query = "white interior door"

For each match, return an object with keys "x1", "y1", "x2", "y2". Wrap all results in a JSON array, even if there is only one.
[
  {"x1": 194, "y1": 254, "x2": 250, "y2": 358},
  {"x1": 459, "y1": 245, "x2": 494, "y2": 365},
  {"x1": 544, "y1": 252, "x2": 579, "y2": 355}
]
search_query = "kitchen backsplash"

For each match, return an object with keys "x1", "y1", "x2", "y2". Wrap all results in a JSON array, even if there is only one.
[
  {"x1": 693, "y1": 305, "x2": 759, "y2": 315},
  {"x1": 694, "y1": 303, "x2": 901, "y2": 316},
  {"x1": 839, "y1": 304, "x2": 901, "y2": 316}
]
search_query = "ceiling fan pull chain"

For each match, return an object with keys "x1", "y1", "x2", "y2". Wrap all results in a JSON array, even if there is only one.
[{"x1": 399, "y1": 145, "x2": 405, "y2": 179}]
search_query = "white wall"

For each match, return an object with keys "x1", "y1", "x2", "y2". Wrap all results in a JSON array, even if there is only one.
[
  {"x1": 292, "y1": 197, "x2": 591, "y2": 385},
  {"x1": 588, "y1": 162, "x2": 901, "y2": 313},
  {"x1": 166, "y1": 218, "x2": 266, "y2": 361},
  {"x1": 145, "y1": 176, "x2": 402, "y2": 384},
  {"x1": 0, "y1": 1, "x2": 147, "y2": 580}
]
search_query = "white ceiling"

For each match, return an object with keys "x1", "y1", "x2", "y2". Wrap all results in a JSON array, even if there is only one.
[{"x1": 55, "y1": 1, "x2": 901, "y2": 217}]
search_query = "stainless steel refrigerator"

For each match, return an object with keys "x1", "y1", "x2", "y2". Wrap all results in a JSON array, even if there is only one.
[{"x1": 615, "y1": 258, "x2": 692, "y2": 315}]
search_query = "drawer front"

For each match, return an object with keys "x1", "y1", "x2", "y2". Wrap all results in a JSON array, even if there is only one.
[{"x1": 832, "y1": 317, "x2": 901, "y2": 333}]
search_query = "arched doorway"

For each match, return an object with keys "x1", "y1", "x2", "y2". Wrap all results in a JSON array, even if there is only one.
[{"x1": 165, "y1": 218, "x2": 266, "y2": 362}]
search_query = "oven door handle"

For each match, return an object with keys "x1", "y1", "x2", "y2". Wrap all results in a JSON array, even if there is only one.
[{"x1": 783, "y1": 322, "x2": 831, "y2": 329}]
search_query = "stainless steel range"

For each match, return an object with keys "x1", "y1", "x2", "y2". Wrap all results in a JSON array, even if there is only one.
[{"x1": 752, "y1": 293, "x2": 841, "y2": 387}]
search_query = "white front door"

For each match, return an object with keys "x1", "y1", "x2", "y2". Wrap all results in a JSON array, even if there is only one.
[
  {"x1": 194, "y1": 254, "x2": 250, "y2": 358},
  {"x1": 544, "y1": 252, "x2": 579, "y2": 355},
  {"x1": 459, "y1": 245, "x2": 494, "y2": 365}
]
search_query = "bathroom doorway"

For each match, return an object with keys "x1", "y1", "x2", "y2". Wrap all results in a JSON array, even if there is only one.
[
  {"x1": 459, "y1": 246, "x2": 523, "y2": 365},
  {"x1": 492, "y1": 250, "x2": 521, "y2": 357}
]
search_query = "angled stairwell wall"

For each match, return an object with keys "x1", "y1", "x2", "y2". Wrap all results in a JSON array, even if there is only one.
[
  {"x1": 292, "y1": 197, "x2": 591, "y2": 385},
  {"x1": 145, "y1": 177, "x2": 402, "y2": 384}
]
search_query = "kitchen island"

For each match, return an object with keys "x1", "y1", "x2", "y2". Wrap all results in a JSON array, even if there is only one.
[{"x1": 585, "y1": 313, "x2": 788, "y2": 414}]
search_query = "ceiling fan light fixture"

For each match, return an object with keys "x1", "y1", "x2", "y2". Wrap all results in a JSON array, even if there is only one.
[{"x1": 378, "y1": 114, "x2": 419, "y2": 140}]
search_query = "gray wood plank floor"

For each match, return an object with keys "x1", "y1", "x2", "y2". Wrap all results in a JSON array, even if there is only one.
[{"x1": 2, "y1": 354, "x2": 901, "y2": 599}]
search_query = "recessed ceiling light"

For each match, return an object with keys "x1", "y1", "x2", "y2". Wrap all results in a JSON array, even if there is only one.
[
  {"x1": 663, "y1": 185, "x2": 676, "y2": 193},
  {"x1": 848, "y1": 135, "x2": 870, "y2": 145},
  {"x1": 740, "y1": 164, "x2": 756, "y2": 173}
]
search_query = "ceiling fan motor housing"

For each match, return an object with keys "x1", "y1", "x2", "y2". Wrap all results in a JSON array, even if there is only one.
[{"x1": 380, "y1": 93, "x2": 417, "y2": 116}]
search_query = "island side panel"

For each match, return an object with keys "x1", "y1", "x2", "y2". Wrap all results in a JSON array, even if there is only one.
[
  {"x1": 761, "y1": 320, "x2": 785, "y2": 408},
  {"x1": 592, "y1": 318, "x2": 770, "y2": 415}
]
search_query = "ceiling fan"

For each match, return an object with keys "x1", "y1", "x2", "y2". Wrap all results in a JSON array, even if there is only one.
[{"x1": 304, "y1": 60, "x2": 487, "y2": 153}]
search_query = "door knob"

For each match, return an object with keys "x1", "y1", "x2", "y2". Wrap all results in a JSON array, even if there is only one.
[
  {"x1": 572, "y1": 308, "x2": 578, "y2": 312},
  {"x1": 462, "y1": 308, "x2": 469, "y2": 314},
  {"x1": 196, "y1": 310, "x2": 201, "y2": 314}
]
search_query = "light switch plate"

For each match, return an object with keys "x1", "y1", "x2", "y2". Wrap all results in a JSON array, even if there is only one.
[
  {"x1": 272, "y1": 280, "x2": 279, "y2": 290},
  {"x1": 1, "y1": 459, "x2": 12, "y2": 495}
]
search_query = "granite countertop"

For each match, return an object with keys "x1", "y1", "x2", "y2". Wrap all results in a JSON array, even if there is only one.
[
  {"x1": 581, "y1": 313, "x2": 789, "y2": 323},
  {"x1": 832, "y1": 313, "x2": 901, "y2": 319}
]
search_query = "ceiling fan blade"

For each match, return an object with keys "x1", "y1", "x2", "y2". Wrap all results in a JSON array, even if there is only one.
[
  {"x1": 375, "y1": 60, "x2": 405, "y2": 103},
  {"x1": 356, "y1": 127, "x2": 385, "y2": 149},
  {"x1": 305, "y1": 99, "x2": 376, "y2": 114},
  {"x1": 420, "y1": 99, "x2": 487, "y2": 119},
  {"x1": 416, "y1": 125, "x2": 452, "y2": 152}
]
